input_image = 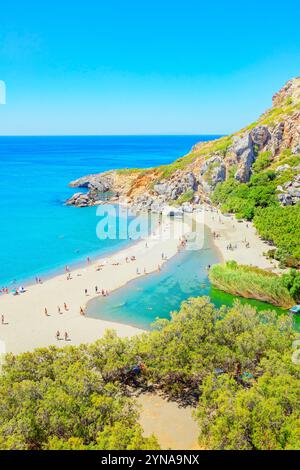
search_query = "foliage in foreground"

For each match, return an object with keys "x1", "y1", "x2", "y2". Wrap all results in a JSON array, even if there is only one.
[
  {"x1": 208, "y1": 261, "x2": 298, "y2": 308},
  {"x1": 0, "y1": 297, "x2": 299, "y2": 450},
  {"x1": 0, "y1": 347, "x2": 159, "y2": 450}
]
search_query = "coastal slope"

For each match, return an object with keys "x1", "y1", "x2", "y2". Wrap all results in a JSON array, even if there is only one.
[{"x1": 67, "y1": 78, "x2": 300, "y2": 269}]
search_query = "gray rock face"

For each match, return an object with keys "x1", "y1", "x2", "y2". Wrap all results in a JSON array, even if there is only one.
[
  {"x1": 250, "y1": 126, "x2": 271, "y2": 149},
  {"x1": 153, "y1": 183, "x2": 169, "y2": 196},
  {"x1": 292, "y1": 142, "x2": 300, "y2": 154},
  {"x1": 66, "y1": 192, "x2": 91, "y2": 207},
  {"x1": 276, "y1": 164, "x2": 291, "y2": 173},
  {"x1": 130, "y1": 194, "x2": 154, "y2": 212},
  {"x1": 230, "y1": 133, "x2": 255, "y2": 182},
  {"x1": 277, "y1": 173, "x2": 300, "y2": 206},
  {"x1": 69, "y1": 174, "x2": 113, "y2": 191},
  {"x1": 67, "y1": 173, "x2": 114, "y2": 207},
  {"x1": 268, "y1": 122, "x2": 285, "y2": 155},
  {"x1": 153, "y1": 172, "x2": 197, "y2": 201},
  {"x1": 199, "y1": 155, "x2": 226, "y2": 192}
]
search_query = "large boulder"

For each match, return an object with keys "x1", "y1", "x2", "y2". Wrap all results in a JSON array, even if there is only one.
[
  {"x1": 199, "y1": 155, "x2": 226, "y2": 192},
  {"x1": 153, "y1": 182, "x2": 169, "y2": 196},
  {"x1": 277, "y1": 174, "x2": 300, "y2": 206},
  {"x1": 230, "y1": 133, "x2": 255, "y2": 183},
  {"x1": 66, "y1": 192, "x2": 91, "y2": 207},
  {"x1": 153, "y1": 172, "x2": 197, "y2": 201},
  {"x1": 69, "y1": 173, "x2": 113, "y2": 193},
  {"x1": 250, "y1": 126, "x2": 271, "y2": 149}
]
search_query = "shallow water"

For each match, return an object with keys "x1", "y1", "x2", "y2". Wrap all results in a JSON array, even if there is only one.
[
  {"x1": 87, "y1": 227, "x2": 299, "y2": 331},
  {"x1": 0, "y1": 135, "x2": 216, "y2": 287}
]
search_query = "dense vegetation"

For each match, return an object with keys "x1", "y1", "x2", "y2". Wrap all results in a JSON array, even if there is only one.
[
  {"x1": 212, "y1": 151, "x2": 300, "y2": 266},
  {"x1": 209, "y1": 261, "x2": 300, "y2": 308},
  {"x1": 254, "y1": 205, "x2": 300, "y2": 266},
  {"x1": 0, "y1": 297, "x2": 299, "y2": 450}
]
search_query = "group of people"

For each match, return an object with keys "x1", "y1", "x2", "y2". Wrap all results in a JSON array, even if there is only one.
[
  {"x1": 56, "y1": 330, "x2": 70, "y2": 342},
  {"x1": 212, "y1": 231, "x2": 221, "y2": 240},
  {"x1": 44, "y1": 303, "x2": 69, "y2": 317},
  {"x1": 0, "y1": 287, "x2": 9, "y2": 295},
  {"x1": 226, "y1": 243, "x2": 238, "y2": 251},
  {"x1": 13, "y1": 286, "x2": 26, "y2": 296},
  {"x1": 85, "y1": 287, "x2": 109, "y2": 296}
]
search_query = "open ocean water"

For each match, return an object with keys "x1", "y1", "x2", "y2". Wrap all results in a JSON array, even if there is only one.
[
  {"x1": 0, "y1": 135, "x2": 217, "y2": 287},
  {"x1": 1, "y1": 135, "x2": 298, "y2": 330}
]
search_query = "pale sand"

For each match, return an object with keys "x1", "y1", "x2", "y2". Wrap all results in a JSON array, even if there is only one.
[
  {"x1": 136, "y1": 392, "x2": 201, "y2": 450},
  {"x1": 0, "y1": 208, "x2": 279, "y2": 355},
  {"x1": 0, "y1": 217, "x2": 189, "y2": 355},
  {"x1": 199, "y1": 207, "x2": 280, "y2": 271}
]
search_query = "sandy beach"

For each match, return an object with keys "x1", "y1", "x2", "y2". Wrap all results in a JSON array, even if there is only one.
[
  {"x1": 0, "y1": 217, "x2": 190, "y2": 354},
  {"x1": 0, "y1": 208, "x2": 278, "y2": 355},
  {"x1": 200, "y1": 207, "x2": 279, "y2": 271}
]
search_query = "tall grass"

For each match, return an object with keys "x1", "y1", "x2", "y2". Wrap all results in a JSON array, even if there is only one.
[{"x1": 209, "y1": 261, "x2": 294, "y2": 309}]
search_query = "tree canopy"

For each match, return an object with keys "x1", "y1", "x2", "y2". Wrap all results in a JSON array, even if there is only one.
[{"x1": 0, "y1": 297, "x2": 299, "y2": 450}]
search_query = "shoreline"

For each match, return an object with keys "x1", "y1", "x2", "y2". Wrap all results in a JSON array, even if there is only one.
[
  {"x1": 200, "y1": 207, "x2": 280, "y2": 272},
  {"x1": 0, "y1": 207, "x2": 280, "y2": 355},
  {"x1": 0, "y1": 216, "x2": 190, "y2": 354}
]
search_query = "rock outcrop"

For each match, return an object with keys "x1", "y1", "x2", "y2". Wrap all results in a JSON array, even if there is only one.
[
  {"x1": 66, "y1": 77, "x2": 300, "y2": 211},
  {"x1": 153, "y1": 171, "x2": 197, "y2": 201},
  {"x1": 277, "y1": 172, "x2": 300, "y2": 206},
  {"x1": 66, "y1": 173, "x2": 115, "y2": 206},
  {"x1": 199, "y1": 156, "x2": 226, "y2": 192}
]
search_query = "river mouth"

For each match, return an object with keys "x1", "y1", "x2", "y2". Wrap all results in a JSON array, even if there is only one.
[{"x1": 86, "y1": 226, "x2": 299, "y2": 331}]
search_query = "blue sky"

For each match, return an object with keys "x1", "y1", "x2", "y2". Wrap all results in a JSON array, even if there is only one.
[{"x1": 0, "y1": 0, "x2": 300, "y2": 135}]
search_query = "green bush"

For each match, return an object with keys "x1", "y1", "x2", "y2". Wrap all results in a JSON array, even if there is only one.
[
  {"x1": 252, "y1": 151, "x2": 273, "y2": 173},
  {"x1": 0, "y1": 298, "x2": 298, "y2": 450},
  {"x1": 209, "y1": 262, "x2": 295, "y2": 308}
]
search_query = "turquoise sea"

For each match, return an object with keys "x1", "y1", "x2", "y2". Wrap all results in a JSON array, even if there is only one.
[
  {"x1": 0, "y1": 135, "x2": 216, "y2": 287},
  {"x1": 1, "y1": 135, "x2": 298, "y2": 331}
]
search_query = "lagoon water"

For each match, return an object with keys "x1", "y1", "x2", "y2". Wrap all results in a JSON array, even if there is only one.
[
  {"x1": 0, "y1": 135, "x2": 216, "y2": 287},
  {"x1": 87, "y1": 226, "x2": 297, "y2": 330},
  {"x1": 2, "y1": 135, "x2": 297, "y2": 332}
]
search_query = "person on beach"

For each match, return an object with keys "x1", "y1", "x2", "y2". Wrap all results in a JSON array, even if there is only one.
[
  {"x1": 57, "y1": 306, "x2": 62, "y2": 314},
  {"x1": 56, "y1": 331, "x2": 60, "y2": 341},
  {"x1": 80, "y1": 307, "x2": 85, "y2": 316},
  {"x1": 44, "y1": 307, "x2": 49, "y2": 317},
  {"x1": 64, "y1": 302, "x2": 68, "y2": 311},
  {"x1": 1, "y1": 314, "x2": 5, "y2": 325},
  {"x1": 95, "y1": 286, "x2": 98, "y2": 294},
  {"x1": 85, "y1": 288, "x2": 88, "y2": 296},
  {"x1": 64, "y1": 332, "x2": 69, "y2": 341},
  {"x1": 87, "y1": 257, "x2": 91, "y2": 265}
]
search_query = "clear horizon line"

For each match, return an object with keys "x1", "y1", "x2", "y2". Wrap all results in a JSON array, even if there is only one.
[{"x1": 0, "y1": 133, "x2": 225, "y2": 137}]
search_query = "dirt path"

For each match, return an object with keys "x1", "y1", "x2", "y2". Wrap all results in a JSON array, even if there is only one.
[{"x1": 136, "y1": 392, "x2": 201, "y2": 450}]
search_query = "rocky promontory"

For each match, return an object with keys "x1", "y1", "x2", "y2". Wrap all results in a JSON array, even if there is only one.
[{"x1": 67, "y1": 77, "x2": 300, "y2": 212}]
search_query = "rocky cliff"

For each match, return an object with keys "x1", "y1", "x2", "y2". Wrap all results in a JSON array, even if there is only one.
[{"x1": 67, "y1": 77, "x2": 300, "y2": 211}]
